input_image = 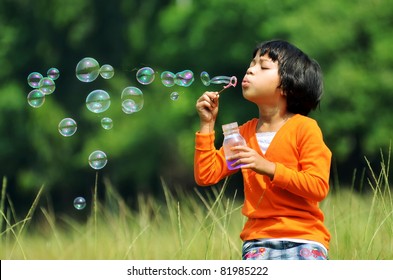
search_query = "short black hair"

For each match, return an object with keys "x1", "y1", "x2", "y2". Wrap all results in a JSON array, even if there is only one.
[{"x1": 253, "y1": 40, "x2": 323, "y2": 116}]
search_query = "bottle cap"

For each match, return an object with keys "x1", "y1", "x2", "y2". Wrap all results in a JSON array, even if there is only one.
[{"x1": 222, "y1": 122, "x2": 239, "y2": 133}]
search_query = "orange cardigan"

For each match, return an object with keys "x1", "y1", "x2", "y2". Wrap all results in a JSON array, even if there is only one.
[{"x1": 194, "y1": 114, "x2": 332, "y2": 249}]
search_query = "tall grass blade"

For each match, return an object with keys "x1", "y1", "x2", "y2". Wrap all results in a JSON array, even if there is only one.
[
  {"x1": 177, "y1": 201, "x2": 184, "y2": 252},
  {"x1": 18, "y1": 184, "x2": 44, "y2": 236},
  {"x1": 93, "y1": 171, "x2": 98, "y2": 254},
  {"x1": 0, "y1": 211, "x2": 28, "y2": 259},
  {"x1": 367, "y1": 210, "x2": 393, "y2": 253},
  {"x1": 40, "y1": 207, "x2": 63, "y2": 251},
  {"x1": 0, "y1": 177, "x2": 7, "y2": 233}
]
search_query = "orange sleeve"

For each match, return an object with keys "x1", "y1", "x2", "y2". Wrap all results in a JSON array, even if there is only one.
[
  {"x1": 194, "y1": 131, "x2": 236, "y2": 186},
  {"x1": 272, "y1": 120, "x2": 331, "y2": 202}
]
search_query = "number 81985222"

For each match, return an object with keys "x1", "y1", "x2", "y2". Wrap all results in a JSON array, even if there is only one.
[{"x1": 220, "y1": 266, "x2": 268, "y2": 276}]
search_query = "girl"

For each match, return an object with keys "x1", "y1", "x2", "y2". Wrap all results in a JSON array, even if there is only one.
[{"x1": 194, "y1": 40, "x2": 331, "y2": 260}]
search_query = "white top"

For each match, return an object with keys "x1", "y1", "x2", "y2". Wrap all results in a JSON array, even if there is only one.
[{"x1": 256, "y1": 132, "x2": 276, "y2": 154}]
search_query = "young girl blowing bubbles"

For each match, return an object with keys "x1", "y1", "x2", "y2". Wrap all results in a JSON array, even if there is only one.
[{"x1": 194, "y1": 39, "x2": 331, "y2": 260}]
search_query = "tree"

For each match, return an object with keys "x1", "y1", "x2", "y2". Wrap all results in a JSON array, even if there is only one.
[{"x1": 1, "y1": 0, "x2": 392, "y2": 215}]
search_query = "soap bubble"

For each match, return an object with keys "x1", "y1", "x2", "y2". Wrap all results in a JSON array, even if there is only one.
[
  {"x1": 88, "y1": 150, "x2": 107, "y2": 170},
  {"x1": 86, "y1": 89, "x2": 111, "y2": 113},
  {"x1": 210, "y1": 76, "x2": 233, "y2": 85},
  {"x1": 101, "y1": 117, "x2": 113, "y2": 130},
  {"x1": 27, "y1": 72, "x2": 43, "y2": 88},
  {"x1": 27, "y1": 89, "x2": 45, "y2": 108},
  {"x1": 100, "y1": 64, "x2": 114, "y2": 79},
  {"x1": 136, "y1": 67, "x2": 155, "y2": 85},
  {"x1": 47, "y1": 68, "x2": 60, "y2": 80},
  {"x1": 76, "y1": 57, "x2": 100, "y2": 82},
  {"x1": 170, "y1": 92, "x2": 179, "y2": 101},
  {"x1": 73, "y1": 197, "x2": 86, "y2": 210},
  {"x1": 58, "y1": 118, "x2": 77, "y2": 137},
  {"x1": 200, "y1": 71, "x2": 210, "y2": 86},
  {"x1": 175, "y1": 70, "x2": 194, "y2": 87},
  {"x1": 161, "y1": 71, "x2": 176, "y2": 87},
  {"x1": 39, "y1": 77, "x2": 56, "y2": 95},
  {"x1": 121, "y1": 86, "x2": 144, "y2": 114}
]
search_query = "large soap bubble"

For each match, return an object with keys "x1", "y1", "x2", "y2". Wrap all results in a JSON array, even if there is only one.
[
  {"x1": 27, "y1": 89, "x2": 45, "y2": 108},
  {"x1": 210, "y1": 76, "x2": 234, "y2": 85},
  {"x1": 27, "y1": 72, "x2": 43, "y2": 88},
  {"x1": 88, "y1": 150, "x2": 108, "y2": 170},
  {"x1": 39, "y1": 77, "x2": 56, "y2": 95},
  {"x1": 121, "y1": 86, "x2": 144, "y2": 114},
  {"x1": 58, "y1": 118, "x2": 77, "y2": 137},
  {"x1": 76, "y1": 57, "x2": 100, "y2": 82},
  {"x1": 86, "y1": 89, "x2": 111, "y2": 113},
  {"x1": 136, "y1": 67, "x2": 155, "y2": 85},
  {"x1": 161, "y1": 71, "x2": 176, "y2": 87},
  {"x1": 175, "y1": 70, "x2": 194, "y2": 87}
]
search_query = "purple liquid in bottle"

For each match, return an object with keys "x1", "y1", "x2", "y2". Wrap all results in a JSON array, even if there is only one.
[{"x1": 226, "y1": 159, "x2": 244, "y2": 170}]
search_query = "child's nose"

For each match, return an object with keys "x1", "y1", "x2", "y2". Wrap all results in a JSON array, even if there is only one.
[{"x1": 246, "y1": 66, "x2": 255, "y2": 75}]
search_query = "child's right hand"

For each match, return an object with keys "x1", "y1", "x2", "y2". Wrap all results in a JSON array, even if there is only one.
[{"x1": 195, "y1": 91, "x2": 219, "y2": 132}]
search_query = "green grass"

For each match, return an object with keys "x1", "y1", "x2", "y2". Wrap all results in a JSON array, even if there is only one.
[{"x1": 1, "y1": 155, "x2": 393, "y2": 260}]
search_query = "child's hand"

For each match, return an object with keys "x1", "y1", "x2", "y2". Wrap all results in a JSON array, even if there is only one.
[
  {"x1": 228, "y1": 146, "x2": 276, "y2": 179},
  {"x1": 195, "y1": 91, "x2": 219, "y2": 132}
]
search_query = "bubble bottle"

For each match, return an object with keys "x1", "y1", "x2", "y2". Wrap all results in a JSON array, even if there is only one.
[{"x1": 222, "y1": 122, "x2": 247, "y2": 170}]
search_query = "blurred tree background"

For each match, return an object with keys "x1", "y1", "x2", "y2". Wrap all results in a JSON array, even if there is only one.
[{"x1": 0, "y1": 0, "x2": 392, "y2": 215}]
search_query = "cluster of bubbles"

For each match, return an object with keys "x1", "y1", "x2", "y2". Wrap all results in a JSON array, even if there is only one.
[
  {"x1": 160, "y1": 70, "x2": 194, "y2": 87},
  {"x1": 27, "y1": 57, "x2": 237, "y2": 210},
  {"x1": 27, "y1": 68, "x2": 60, "y2": 108}
]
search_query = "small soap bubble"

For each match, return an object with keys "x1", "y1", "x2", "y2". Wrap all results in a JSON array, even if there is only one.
[
  {"x1": 136, "y1": 67, "x2": 155, "y2": 85},
  {"x1": 27, "y1": 89, "x2": 45, "y2": 108},
  {"x1": 86, "y1": 89, "x2": 111, "y2": 113},
  {"x1": 170, "y1": 92, "x2": 179, "y2": 101},
  {"x1": 39, "y1": 77, "x2": 56, "y2": 95},
  {"x1": 76, "y1": 57, "x2": 100, "y2": 82},
  {"x1": 121, "y1": 87, "x2": 144, "y2": 114},
  {"x1": 101, "y1": 117, "x2": 113, "y2": 130},
  {"x1": 27, "y1": 72, "x2": 43, "y2": 88},
  {"x1": 88, "y1": 150, "x2": 107, "y2": 170},
  {"x1": 100, "y1": 64, "x2": 114, "y2": 79},
  {"x1": 58, "y1": 118, "x2": 77, "y2": 137},
  {"x1": 210, "y1": 76, "x2": 232, "y2": 85},
  {"x1": 175, "y1": 70, "x2": 194, "y2": 87},
  {"x1": 160, "y1": 71, "x2": 176, "y2": 87},
  {"x1": 47, "y1": 68, "x2": 60, "y2": 80},
  {"x1": 200, "y1": 71, "x2": 211, "y2": 86},
  {"x1": 73, "y1": 197, "x2": 86, "y2": 210}
]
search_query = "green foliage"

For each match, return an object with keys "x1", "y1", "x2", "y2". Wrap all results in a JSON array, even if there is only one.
[{"x1": 0, "y1": 0, "x2": 393, "y2": 212}]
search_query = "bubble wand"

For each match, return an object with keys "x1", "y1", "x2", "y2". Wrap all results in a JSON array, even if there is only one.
[{"x1": 216, "y1": 76, "x2": 237, "y2": 96}]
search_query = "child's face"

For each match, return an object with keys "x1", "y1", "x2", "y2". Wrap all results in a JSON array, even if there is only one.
[{"x1": 242, "y1": 50, "x2": 282, "y2": 105}]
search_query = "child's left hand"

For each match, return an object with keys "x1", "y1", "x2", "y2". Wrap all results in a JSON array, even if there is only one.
[{"x1": 229, "y1": 146, "x2": 276, "y2": 179}]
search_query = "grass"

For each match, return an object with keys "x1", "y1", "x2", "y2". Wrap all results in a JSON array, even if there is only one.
[
  {"x1": 1, "y1": 154, "x2": 393, "y2": 260},
  {"x1": 323, "y1": 150, "x2": 393, "y2": 259}
]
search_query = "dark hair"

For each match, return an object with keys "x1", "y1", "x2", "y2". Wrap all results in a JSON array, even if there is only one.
[{"x1": 253, "y1": 40, "x2": 323, "y2": 116}]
